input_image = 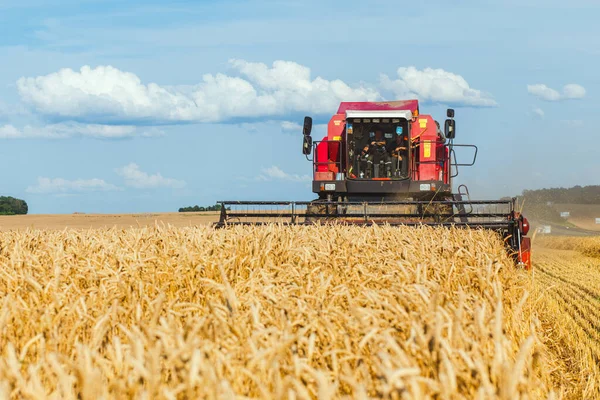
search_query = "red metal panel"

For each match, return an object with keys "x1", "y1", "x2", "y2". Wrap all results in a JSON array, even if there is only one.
[
  {"x1": 337, "y1": 100, "x2": 419, "y2": 115},
  {"x1": 326, "y1": 114, "x2": 345, "y2": 174},
  {"x1": 521, "y1": 237, "x2": 532, "y2": 270},
  {"x1": 328, "y1": 142, "x2": 340, "y2": 174},
  {"x1": 315, "y1": 140, "x2": 329, "y2": 172},
  {"x1": 412, "y1": 115, "x2": 437, "y2": 181},
  {"x1": 327, "y1": 114, "x2": 345, "y2": 140}
]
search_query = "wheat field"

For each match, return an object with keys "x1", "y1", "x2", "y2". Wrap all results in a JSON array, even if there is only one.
[
  {"x1": 0, "y1": 224, "x2": 591, "y2": 399},
  {"x1": 533, "y1": 235, "x2": 600, "y2": 398}
]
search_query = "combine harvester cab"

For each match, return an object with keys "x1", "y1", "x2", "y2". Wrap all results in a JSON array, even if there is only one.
[{"x1": 216, "y1": 100, "x2": 532, "y2": 270}]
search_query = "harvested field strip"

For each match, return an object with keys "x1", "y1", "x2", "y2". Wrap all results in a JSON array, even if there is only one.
[
  {"x1": 537, "y1": 264, "x2": 600, "y2": 297},
  {"x1": 0, "y1": 225, "x2": 560, "y2": 399},
  {"x1": 533, "y1": 245, "x2": 600, "y2": 398},
  {"x1": 535, "y1": 267, "x2": 600, "y2": 322},
  {"x1": 536, "y1": 236, "x2": 600, "y2": 259},
  {"x1": 537, "y1": 277, "x2": 600, "y2": 345}
]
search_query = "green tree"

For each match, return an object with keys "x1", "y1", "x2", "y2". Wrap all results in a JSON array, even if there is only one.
[
  {"x1": 178, "y1": 203, "x2": 222, "y2": 213},
  {"x1": 0, "y1": 196, "x2": 28, "y2": 215}
]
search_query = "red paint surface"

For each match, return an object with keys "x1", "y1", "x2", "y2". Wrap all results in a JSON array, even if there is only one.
[
  {"x1": 412, "y1": 115, "x2": 438, "y2": 181},
  {"x1": 315, "y1": 141, "x2": 329, "y2": 172},
  {"x1": 327, "y1": 114, "x2": 345, "y2": 140},
  {"x1": 337, "y1": 100, "x2": 419, "y2": 114},
  {"x1": 325, "y1": 114, "x2": 344, "y2": 174},
  {"x1": 314, "y1": 113, "x2": 344, "y2": 176},
  {"x1": 521, "y1": 237, "x2": 532, "y2": 270}
]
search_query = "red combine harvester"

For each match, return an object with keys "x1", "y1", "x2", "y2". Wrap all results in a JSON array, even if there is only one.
[{"x1": 217, "y1": 100, "x2": 531, "y2": 269}]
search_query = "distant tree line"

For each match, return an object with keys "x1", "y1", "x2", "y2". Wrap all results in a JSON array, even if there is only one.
[
  {"x1": 514, "y1": 185, "x2": 600, "y2": 223},
  {"x1": 0, "y1": 196, "x2": 28, "y2": 215},
  {"x1": 519, "y1": 185, "x2": 600, "y2": 205},
  {"x1": 179, "y1": 204, "x2": 223, "y2": 212}
]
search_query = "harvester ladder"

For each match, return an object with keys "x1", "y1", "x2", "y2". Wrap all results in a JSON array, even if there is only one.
[{"x1": 452, "y1": 184, "x2": 472, "y2": 222}]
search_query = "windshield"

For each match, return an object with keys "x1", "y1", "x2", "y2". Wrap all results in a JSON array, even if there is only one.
[{"x1": 347, "y1": 118, "x2": 410, "y2": 179}]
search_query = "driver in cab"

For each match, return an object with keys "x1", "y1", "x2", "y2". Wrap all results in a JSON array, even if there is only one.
[
  {"x1": 360, "y1": 129, "x2": 391, "y2": 178},
  {"x1": 387, "y1": 127, "x2": 409, "y2": 177}
]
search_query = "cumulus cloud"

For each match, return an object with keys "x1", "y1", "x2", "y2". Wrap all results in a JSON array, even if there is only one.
[
  {"x1": 16, "y1": 61, "x2": 380, "y2": 124},
  {"x1": 532, "y1": 107, "x2": 545, "y2": 118},
  {"x1": 527, "y1": 83, "x2": 586, "y2": 101},
  {"x1": 16, "y1": 61, "x2": 495, "y2": 125},
  {"x1": 258, "y1": 166, "x2": 311, "y2": 182},
  {"x1": 26, "y1": 177, "x2": 120, "y2": 194},
  {"x1": 280, "y1": 121, "x2": 302, "y2": 133},
  {"x1": 380, "y1": 67, "x2": 497, "y2": 107},
  {"x1": 562, "y1": 84, "x2": 586, "y2": 99},
  {"x1": 115, "y1": 163, "x2": 186, "y2": 189},
  {"x1": 526, "y1": 84, "x2": 560, "y2": 101},
  {"x1": 0, "y1": 122, "x2": 163, "y2": 139}
]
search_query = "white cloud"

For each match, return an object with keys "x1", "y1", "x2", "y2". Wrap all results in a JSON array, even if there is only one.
[
  {"x1": 532, "y1": 107, "x2": 545, "y2": 118},
  {"x1": 526, "y1": 84, "x2": 560, "y2": 101},
  {"x1": 380, "y1": 67, "x2": 497, "y2": 107},
  {"x1": 16, "y1": 61, "x2": 380, "y2": 124},
  {"x1": 0, "y1": 122, "x2": 163, "y2": 139},
  {"x1": 26, "y1": 177, "x2": 120, "y2": 194},
  {"x1": 562, "y1": 84, "x2": 586, "y2": 99},
  {"x1": 527, "y1": 83, "x2": 586, "y2": 101},
  {"x1": 280, "y1": 121, "x2": 302, "y2": 133},
  {"x1": 279, "y1": 120, "x2": 329, "y2": 135},
  {"x1": 0, "y1": 125, "x2": 22, "y2": 139},
  {"x1": 115, "y1": 163, "x2": 186, "y2": 189},
  {"x1": 258, "y1": 166, "x2": 311, "y2": 182},
  {"x1": 16, "y1": 61, "x2": 496, "y2": 125}
]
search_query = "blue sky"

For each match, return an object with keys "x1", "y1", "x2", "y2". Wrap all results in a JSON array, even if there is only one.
[{"x1": 0, "y1": 0, "x2": 598, "y2": 214}]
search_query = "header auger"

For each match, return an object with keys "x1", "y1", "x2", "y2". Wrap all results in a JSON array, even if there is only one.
[{"x1": 216, "y1": 100, "x2": 531, "y2": 269}]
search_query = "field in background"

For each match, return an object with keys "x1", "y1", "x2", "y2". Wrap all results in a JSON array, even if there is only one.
[
  {"x1": 551, "y1": 204, "x2": 600, "y2": 232},
  {"x1": 0, "y1": 203, "x2": 597, "y2": 233},
  {"x1": 0, "y1": 212, "x2": 219, "y2": 231},
  {"x1": 0, "y1": 225, "x2": 575, "y2": 399}
]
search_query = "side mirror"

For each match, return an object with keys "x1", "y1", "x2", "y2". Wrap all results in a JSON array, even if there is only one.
[
  {"x1": 302, "y1": 135, "x2": 313, "y2": 155},
  {"x1": 445, "y1": 119, "x2": 456, "y2": 139},
  {"x1": 447, "y1": 108, "x2": 455, "y2": 118},
  {"x1": 303, "y1": 116, "x2": 312, "y2": 136}
]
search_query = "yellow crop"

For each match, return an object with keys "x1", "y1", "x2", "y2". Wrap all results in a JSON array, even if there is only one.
[
  {"x1": 0, "y1": 225, "x2": 567, "y2": 398},
  {"x1": 535, "y1": 236, "x2": 600, "y2": 258},
  {"x1": 533, "y1": 235, "x2": 600, "y2": 399}
]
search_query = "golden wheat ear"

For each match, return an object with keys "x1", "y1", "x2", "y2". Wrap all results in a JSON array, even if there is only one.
[{"x1": 0, "y1": 225, "x2": 590, "y2": 398}]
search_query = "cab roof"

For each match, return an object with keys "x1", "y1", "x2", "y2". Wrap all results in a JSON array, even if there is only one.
[{"x1": 337, "y1": 100, "x2": 419, "y2": 114}]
